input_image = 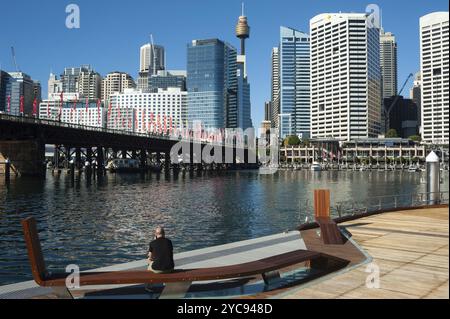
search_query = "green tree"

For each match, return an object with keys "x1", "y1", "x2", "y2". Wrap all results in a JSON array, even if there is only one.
[
  {"x1": 283, "y1": 135, "x2": 301, "y2": 146},
  {"x1": 409, "y1": 135, "x2": 421, "y2": 142},
  {"x1": 386, "y1": 129, "x2": 399, "y2": 138}
]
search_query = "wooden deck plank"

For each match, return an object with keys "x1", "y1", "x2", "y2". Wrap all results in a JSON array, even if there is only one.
[{"x1": 278, "y1": 206, "x2": 449, "y2": 299}]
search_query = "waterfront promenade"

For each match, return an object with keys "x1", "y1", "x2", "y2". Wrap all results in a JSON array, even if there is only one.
[
  {"x1": 0, "y1": 206, "x2": 447, "y2": 299},
  {"x1": 277, "y1": 206, "x2": 449, "y2": 299}
]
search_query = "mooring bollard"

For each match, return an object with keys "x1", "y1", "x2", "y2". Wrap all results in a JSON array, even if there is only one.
[
  {"x1": 426, "y1": 151, "x2": 440, "y2": 205},
  {"x1": 5, "y1": 159, "x2": 11, "y2": 182}
]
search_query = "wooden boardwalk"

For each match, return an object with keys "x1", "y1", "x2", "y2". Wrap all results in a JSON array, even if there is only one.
[{"x1": 276, "y1": 207, "x2": 449, "y2": 299}]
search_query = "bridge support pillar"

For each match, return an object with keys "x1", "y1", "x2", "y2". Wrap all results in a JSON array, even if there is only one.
[
  {"x1": 0, "y1": 139, "x2": 45, "y2": 177},
  {"x1": 85, "y1": 148, "x2": 93, "y2": 178},
  {"x1": 140, "y1": 150, "x2": 147, "y2": 170},
  {"x1": 165, "y1": 152, "x2": 171, "y2": 173},
  {"x1": 156, "y1": 152, "x2": 161, "y2": 165},
  {"x1": 64, "y1": 147, "x2": 71, "y2": 169},
  {"x1": 75, "y1": 148, "x2": 83, "y2": 171},
  {"x1": 97, "y1": 147, "x2": 105, "y2": 177},
  {"x1": 121, "y1": 150, "x2": 127, "y2": 159},
  {"x1": 53, "y1": 146, "x2": 60, "y2": 170}
]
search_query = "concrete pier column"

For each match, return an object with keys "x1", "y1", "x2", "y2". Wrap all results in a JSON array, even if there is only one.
[
  {"x1": 426, "y1": 151, "x2": 440, "y2": 205},
  {"x1": 132, "y1": 150, "x2": 137, "y2": 159},
  {"x1": 121, "y1": 150, "x2": 127, "y2": 159}
]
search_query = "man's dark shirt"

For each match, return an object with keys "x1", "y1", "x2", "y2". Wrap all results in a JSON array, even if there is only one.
[{"x1": 149, "y1": 237, "x2": 175, "y2": 271}]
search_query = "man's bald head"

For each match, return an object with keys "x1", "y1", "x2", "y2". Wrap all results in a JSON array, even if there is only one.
[{"x1": 155, "y1": 226, "x2": 165, "y2": 238}]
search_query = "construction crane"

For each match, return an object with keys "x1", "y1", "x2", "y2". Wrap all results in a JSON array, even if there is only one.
[
  {"x1": 383, "y1": 72, "x2": 414, "y2": 133},
  {"x1": 11, "y1": 46, "x2": 20, "y2": 72}
]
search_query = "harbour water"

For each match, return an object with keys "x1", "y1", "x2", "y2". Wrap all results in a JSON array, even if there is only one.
[{"x1": 0, "y1": 169, "x2": 448, "y2": 285}]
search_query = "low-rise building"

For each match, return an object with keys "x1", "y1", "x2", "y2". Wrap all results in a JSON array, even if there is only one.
[{"x1": 39, "y1": 93, "x2": 106, "y2": 128}]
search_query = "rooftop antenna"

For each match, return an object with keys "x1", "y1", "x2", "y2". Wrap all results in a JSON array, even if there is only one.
[
  {"x1": 242, "y1": 2, "x2": 245, "y2": 16},
  {"x1": 11, "y1": 46, "x2": 20, "y2": 72}
]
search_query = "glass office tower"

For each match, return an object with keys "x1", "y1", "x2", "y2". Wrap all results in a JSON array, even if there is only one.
[
  {"x1": 187, "y1": 39, "x2": 237, "y2": 129},
  {"x1": 279, "y1": 26, "x2": 310, "y2": 139}
]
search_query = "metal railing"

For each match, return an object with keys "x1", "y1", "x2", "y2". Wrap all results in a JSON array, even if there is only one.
[{"x1": 299, "y1": 191, "x2": 449, "y2": 221}]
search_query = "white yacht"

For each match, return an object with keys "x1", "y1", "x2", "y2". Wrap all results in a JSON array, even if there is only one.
[
  {"x1": 311, "y1": 162, "x2": 322, "y2": 171},
  {"x1": 106, "y1": 158, "x2": 140, "y2": 173}
]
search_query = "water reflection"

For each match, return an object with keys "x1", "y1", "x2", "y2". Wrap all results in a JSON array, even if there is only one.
[{"x1": 0, "y1": 169, "x2": 448, "y2": 285}]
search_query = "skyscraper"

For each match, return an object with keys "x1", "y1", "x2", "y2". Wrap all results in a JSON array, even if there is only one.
[
  {"x1": 380, "y1": 30, "x2": 398, "y2": 98},
  {"x1": 310, "y1": 13, "x2": 382, "y2": 141},
  {"x1": 4, "y1": 72, "x2": 37, "y2": 116},
  {"x1": 278, "y1": 26, "x2": 310, "y2": 138},
  {"x1": 410, "y1": 72, "x2": 422, "y2": 130},
  {"x1": 0, "y1": 70, "x2": 11, "y2": 112},
  {"x1": 420, "y1": 12, "x2": 449, "y2": 145},
  {"x1": 60, "y1": 65, "x2": 101, "y2": 99},
  {"x1": 102, "y1": 72, "x2": 136, "y2": 102},
  {"x1": 78, "y1": 69, "x2": 102, "y2": 100},
  {"x1": 235, "y1": 6, "x2": 253, "y2": 130},
  {"x1": 187, "y1": 39, "x2": 237, "y2": 129},
  {"x1": 270, "y1": 47, "x2": 280, "y2": 129},
  {"x1": 138, "y1": 43, "x2": 165, "y2": 91}
]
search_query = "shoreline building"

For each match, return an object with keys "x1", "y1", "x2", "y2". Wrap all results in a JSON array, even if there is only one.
[
  {"x1": 138, "y1": 43, "x2": 165, "y2": 91},
  {"x1": 107, "y1": 88, "x2": 187, "y2": 134},
  {"x1": 102, "y1": 72, "x2": 136, "y2": 102},
  {"x1": 39, "y1": 92, "x2": 107, "y2": 128},
  {"x1": 187, "y1": 39, "x2": 237, "y2": 130},
  {"x1": 278, "y1": 26, "x2": 310, "y2": 139},
  {"x1": 420, "y1": 12, "x2": 449, "y2": 145},
  {"x1": 310, "y1": 13, "x2": 382, "y2": 141},
  {"x1": 235, "y1": 6, "x2": 253, "y2": 130}
]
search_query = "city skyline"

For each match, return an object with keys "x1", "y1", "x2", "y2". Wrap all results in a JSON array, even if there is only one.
[{"x1": 0, "y1": 0, "x2": 448, "y2": 128}]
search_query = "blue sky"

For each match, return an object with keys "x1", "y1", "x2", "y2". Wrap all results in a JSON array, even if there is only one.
[{"x1": 0, "y1": 0, "x2": 448, "y2": 126}]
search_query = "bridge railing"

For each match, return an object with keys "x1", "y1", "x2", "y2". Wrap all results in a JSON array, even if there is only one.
[{"x1": 0, "y1": 114, "x2": 251, "y2": 148}]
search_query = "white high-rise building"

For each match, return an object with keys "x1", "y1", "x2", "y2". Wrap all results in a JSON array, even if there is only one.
[
  {"x1": 108, "y1": 88, "x2": 187, "y2": 134},
  {"x1": 271, "y1": 47, "x2": 280, "y2": 129},
  {"x1": 139, "y1": 44, "x2": 165, "y2": 91},
  {"x1": 420, "y1": 12, "x2": 449, "y2": 145},
  {"x1": 310, "y1": 13, "x2": 382, "y2": 141},
  {"x1": 102, "y1": 72, "x2": 136, "y2": 102},
  {"x1": 47, "y1": 73, "x2": 63, "y2": 98},
  {"x1": 380, "y1": 30, "x2": 398, "y2": 98}
]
